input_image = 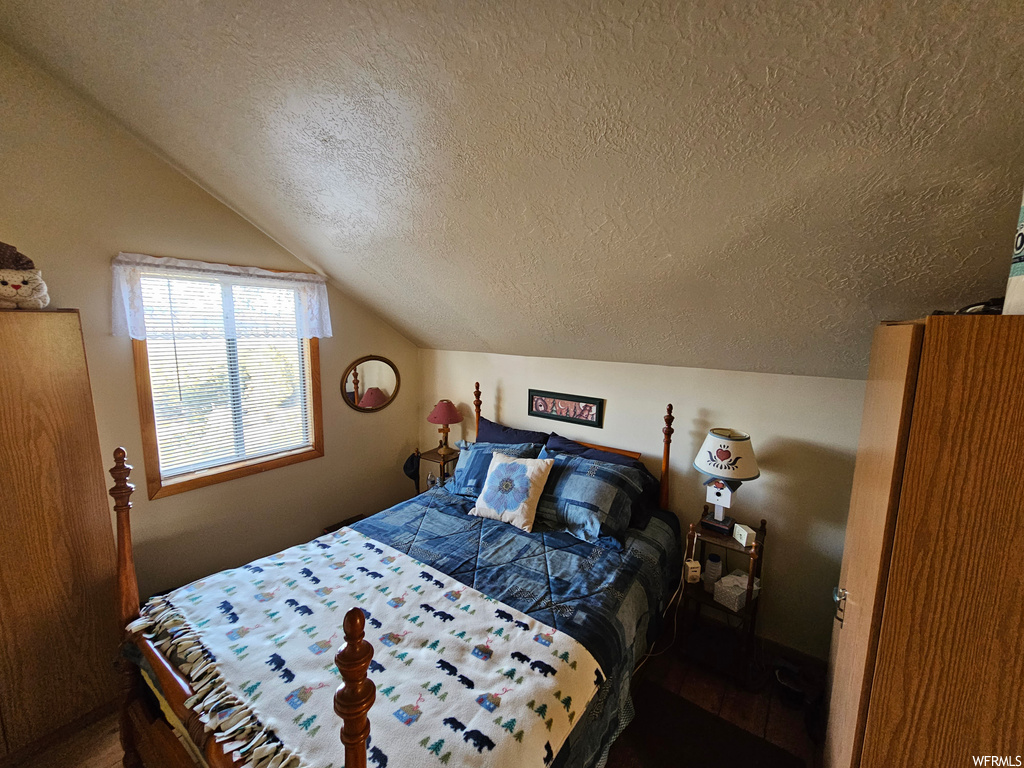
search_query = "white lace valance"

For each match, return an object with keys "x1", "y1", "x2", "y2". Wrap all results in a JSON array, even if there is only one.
[{"x1": 111, "y1": 252, "x2": 333, "y2": 340}]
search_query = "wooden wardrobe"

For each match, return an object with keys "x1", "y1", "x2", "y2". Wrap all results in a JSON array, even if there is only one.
[
  {"x1": 0, "y1": 310, "x2": 118, "y2": 759},
  {"x1": 825, "y1": 315, "x2": 1024, "y2": 768}
]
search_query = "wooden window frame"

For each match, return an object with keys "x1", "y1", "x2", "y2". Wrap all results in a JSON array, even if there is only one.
[{"x1": 132, "y1": 337, "x2": 324, "y2": 500}]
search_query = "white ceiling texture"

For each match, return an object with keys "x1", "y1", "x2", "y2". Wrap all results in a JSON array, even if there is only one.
[{"x1": 2, "y1": 0, "x2": 1022, "y2": 378}]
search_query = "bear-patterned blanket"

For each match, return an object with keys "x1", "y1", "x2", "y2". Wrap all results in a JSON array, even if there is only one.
[{"x1": 130, "y1": 528, "x2": 603, "y2": 768}]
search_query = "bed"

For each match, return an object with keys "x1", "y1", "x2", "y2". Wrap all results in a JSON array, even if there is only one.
[{"x1": 111, "y1": 385, "x2": 681, "y2": 768}]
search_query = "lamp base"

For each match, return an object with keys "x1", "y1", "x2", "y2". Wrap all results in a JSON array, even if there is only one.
[
  {"x1": 700, "y1": 513, "x2": 735, "y2": 536},
  {"x1": 434, "y1": 423, "x2": 456, "y2": 458}
]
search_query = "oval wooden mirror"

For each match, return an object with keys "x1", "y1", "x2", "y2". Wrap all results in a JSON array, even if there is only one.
[{"x1": 341, "y1": 355, "x2": 400, "y2": 412}]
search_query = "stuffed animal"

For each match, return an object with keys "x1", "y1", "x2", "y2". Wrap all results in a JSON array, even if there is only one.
[{"x1": 0, "y1": 242, "x2": 49, "y2": 309}]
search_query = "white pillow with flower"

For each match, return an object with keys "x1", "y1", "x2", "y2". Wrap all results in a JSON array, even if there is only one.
[{"x1": 469, "y1": 452, "x2": 555, "y2": 532}]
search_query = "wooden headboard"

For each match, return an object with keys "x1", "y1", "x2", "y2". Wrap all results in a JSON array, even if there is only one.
[{"x1": 470, "y1": 382, "x2": 674, "y2": 510}]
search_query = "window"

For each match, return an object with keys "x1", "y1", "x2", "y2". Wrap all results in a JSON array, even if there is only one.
[{"x1": 112, "y1": 253, "x2": 332, "y2": 498}]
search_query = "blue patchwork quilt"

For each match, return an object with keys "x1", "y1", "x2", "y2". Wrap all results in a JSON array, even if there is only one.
[{"x1": 351, "y1": 485, "x2": 682, "y2": 768}]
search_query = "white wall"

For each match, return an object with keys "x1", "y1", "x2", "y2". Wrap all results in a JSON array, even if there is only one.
[
  {"x1": 420, "y1": 349, "x2": 866, "y2": 660},
  {"x1": 0, "y1": 42, "x2": 420, "y2": 599}
]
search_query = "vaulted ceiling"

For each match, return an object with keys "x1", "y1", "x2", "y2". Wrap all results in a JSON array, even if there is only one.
[{"x1": 2, "y1": 0, "x2": 1022, "y2": 378}]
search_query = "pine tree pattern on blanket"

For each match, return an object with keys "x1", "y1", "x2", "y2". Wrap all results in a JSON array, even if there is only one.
[{"x1": 130, "y1": 529, "x2": 603, "y2": 768}]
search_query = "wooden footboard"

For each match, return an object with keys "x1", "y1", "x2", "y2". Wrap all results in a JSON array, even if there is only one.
[
  {"x1": 110, "y1": 450, "x2": 377, "y2": 768},
  {"x1": 333, "y1": 610, "x2": 377, "y2": 768},
  {"x1": 110, "y1": 447, "x2": 145, "y2": 768},
  {"x1": 111, "y1": 448, "x2": 235, "y2": 767},
  {"x1": 108, "y1": 387, "x2": 674, "y2": 767}
]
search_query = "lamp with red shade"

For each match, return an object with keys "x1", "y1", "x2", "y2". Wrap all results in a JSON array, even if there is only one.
[
  {"x1": 427, "y1": 399, "x2": 463, "y2": 458},
  {"x1": 358, "y1": 387, "x2": 388, "y2": 409}
]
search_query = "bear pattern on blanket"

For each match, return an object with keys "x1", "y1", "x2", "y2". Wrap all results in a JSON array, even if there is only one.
[{"x1": 131, "y1": 527, "x2": 603, "y2": 768}]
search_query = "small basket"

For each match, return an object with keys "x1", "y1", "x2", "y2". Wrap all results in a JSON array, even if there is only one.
[{"x1": 713, "y1": 569, "x2": 761, "y2": 611}]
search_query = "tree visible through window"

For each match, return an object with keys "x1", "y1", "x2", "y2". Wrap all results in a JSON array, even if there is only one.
[
  {"x1": 113, "y1": 253, "x2": 329, "y2": 499},
  {"x1": 143, "y1": 275, "x2": 313, "y2": 477}
]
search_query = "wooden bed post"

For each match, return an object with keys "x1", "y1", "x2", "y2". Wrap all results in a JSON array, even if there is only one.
[
  {"x1": 109, "y1": 448, "x2": 143, "y2": 768},
  {"x1": 334, "y1": 608, "x2": 376, "y2": 768},
  {"x1": 473, "y1": 381, "x2": 482, "y2": 438},
  {"x1": 352, "y1": 368, "x2": 360, "y2": 407},
  {"x1": 660, "y1": 404, "x2": 674, "y2": 510}
]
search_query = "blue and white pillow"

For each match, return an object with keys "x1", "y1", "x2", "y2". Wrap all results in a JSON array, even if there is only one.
[
  {"x1": 534, "y1": 451, "x2": 646, "y2": 543},
  {"x1": 469, "y1": 453, "x2": 554, "y2": 531},
  {"x1": 542, "y1": 433, "x2": 661, "y2": 529},
  {"x1": 448, "y1": 440, "x2": 545, "y2": 498}
]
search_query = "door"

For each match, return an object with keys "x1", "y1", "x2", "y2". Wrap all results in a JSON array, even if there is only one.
[
  {"x1": 860, "y1": 315, "x2": 1024, "y2": 766},
  {"x1": 824, "y1": 322, "x2": 923, "y2": 768}
]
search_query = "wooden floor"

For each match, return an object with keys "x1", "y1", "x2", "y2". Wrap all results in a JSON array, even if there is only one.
[
  {"x1": 638, "y1": 648, "x2": 822, "y2": 767},
  {"x1": 5, "y1": 714, "x2": 123, "y2": 768}
]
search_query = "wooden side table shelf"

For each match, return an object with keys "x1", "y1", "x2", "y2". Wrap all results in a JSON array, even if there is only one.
[
  {"x1": 682, "y1": 507, "x2": 767, "y2": 684},
  {"x1": 414, "y1": 446, "x2": 460, "y2": 493}
]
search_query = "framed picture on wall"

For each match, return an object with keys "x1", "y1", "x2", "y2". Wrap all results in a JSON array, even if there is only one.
[{"x1": 527, "y1": 389, "x2": 605, "y2": 429}]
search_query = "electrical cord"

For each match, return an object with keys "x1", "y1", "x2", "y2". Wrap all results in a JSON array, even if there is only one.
[{"x1": 632, "y1": 572, "x2": 685, "y2": 675}]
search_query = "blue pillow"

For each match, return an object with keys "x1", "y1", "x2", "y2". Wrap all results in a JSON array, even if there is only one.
[
  {"x1": 477, "y1": 416, "x2": 550, "y2": 446},
  {"x1": 534, "y1": 451, "x2": 645, "y2": 544},
  {"x1": 542, "y1": 434, "x2": 660, "y2": 528},
  {"x1": 448, "y1": 440, "x2": 544, "y2": 498}
]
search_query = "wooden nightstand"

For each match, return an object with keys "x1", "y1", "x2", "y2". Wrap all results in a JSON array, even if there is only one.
[
  {"x1": 681, "y1": 506, "x2": 767, "y2": 685},
  {"x1": 415, "y1": 446, "x2": 460, "y2": 493}
]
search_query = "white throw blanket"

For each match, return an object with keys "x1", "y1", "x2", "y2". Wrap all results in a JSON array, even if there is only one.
[{"x1": 131, "y1": 528, "x2": 603, "y2": 768}]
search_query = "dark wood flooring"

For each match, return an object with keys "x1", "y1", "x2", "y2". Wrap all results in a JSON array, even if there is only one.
[
  {"x1": 2, "y1": 713, "x2": 122, "y2": 768},
  {"x1": 631, "y1": 646, "x2": 822, "y2": 767}
]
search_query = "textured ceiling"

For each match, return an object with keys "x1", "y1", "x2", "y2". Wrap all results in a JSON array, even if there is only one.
[{"x1": 2, "y1": 0, "x2": 1022, "y2": 378}]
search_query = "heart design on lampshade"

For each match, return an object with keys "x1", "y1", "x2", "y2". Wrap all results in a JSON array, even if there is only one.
[{"x1": 692, "y1": 428, "x2": 760, "y2": 482}]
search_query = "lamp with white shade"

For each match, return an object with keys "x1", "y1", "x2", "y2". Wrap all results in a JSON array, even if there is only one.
[{"x1": 692, "y1": 428, "x2": 759, "y2": 534}]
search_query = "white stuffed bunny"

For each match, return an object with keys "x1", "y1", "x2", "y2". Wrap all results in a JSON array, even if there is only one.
[{"x1": 0, "y1": 242, "x2": 50, "y2": 309}]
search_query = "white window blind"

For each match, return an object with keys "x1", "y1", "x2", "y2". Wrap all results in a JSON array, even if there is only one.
[{"x1": 112, "y1": 253, "x2": 331, "y2": 482}]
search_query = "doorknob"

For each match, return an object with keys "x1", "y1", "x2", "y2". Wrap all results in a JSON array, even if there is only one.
[{"x1": 833, "y1": 586, "x2": 848, "y2": 626}]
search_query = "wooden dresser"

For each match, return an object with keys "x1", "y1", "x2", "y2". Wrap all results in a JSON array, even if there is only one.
[
  {"x1": 825, "y1": 315, "x2": 1024, "y2": 768},
  {"x1": 0, "y1": 310, "x2": 118, "y2": 759}
]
